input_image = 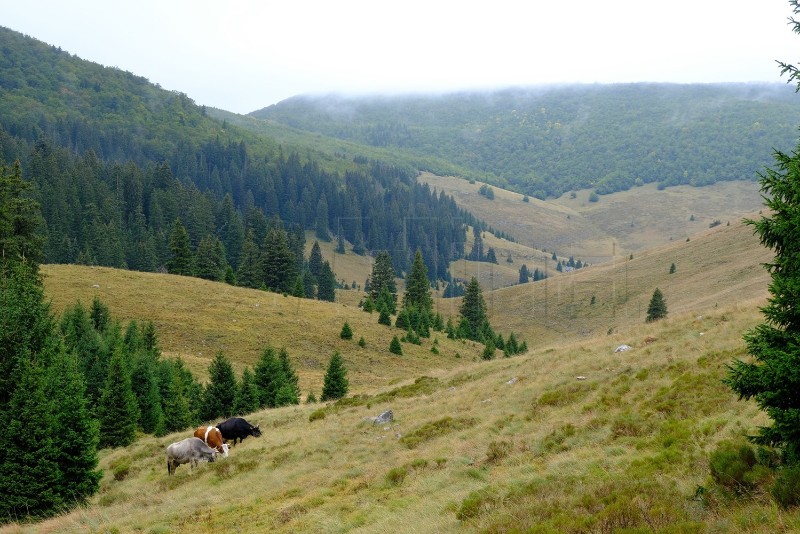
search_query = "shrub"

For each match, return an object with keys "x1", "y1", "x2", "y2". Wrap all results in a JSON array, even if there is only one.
[
  {"x1": 309, "y1": 409, "x2": 326, "y2": 422},
  {"x1": 456, "y1": 488, "x2": 499, "y2": 521},
  {"x1": 709, "y1": 441, "x2": 760, "y2": 494},
  {"x1": 390, "y1": 336, "x2": 403, "y2": 355},
  {"x1": 486, "y1": 440, "x2": 513, "y2": 464},
  {"x1": 772, "y1": 464, "x2": 800, "y2": 508},
  {"x1": 385, "y1": 466, "x2": 408, "y2": 486}
]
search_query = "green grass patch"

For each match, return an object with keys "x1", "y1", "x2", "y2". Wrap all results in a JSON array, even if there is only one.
[{"x1": 399, "y1": 416, "x2": 478, "y2": 449}]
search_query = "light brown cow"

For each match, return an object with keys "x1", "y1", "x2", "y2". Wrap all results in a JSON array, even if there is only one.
[{"x1": 194, "y1": 425, "x2": 229, "y2": 457}]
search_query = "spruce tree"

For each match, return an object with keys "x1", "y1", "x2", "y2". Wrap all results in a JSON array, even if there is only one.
[
  {"x1": 340, "y1": 321, "x2": 354, "y2": 340},
  {"x1": 254, "y1": 346, "x2": 283, "y2": 408},
  {"x1": 317, "y1": 260, "x2": 337, "y2": 302},
  {"x1": 45, "y1": 348, "x2": 102, "y2": 504},
  {"x1": 166, "y1": 218, "x2": 194, "y2": 276},
  {"x1": 278, "y1": 347, "x2": 300, "y2": 406},
  {"x1": 403, "y1": 250, "x2": 433, "y2": 313},
  {"x1": 159, "y1": 359, "x2": 191, "y2": 433},
  {"x1": 368, "y1": 251, "x2": 397, "y2": 306},
  {"x1": 202, "y1": 351, "x2": 237, "y2": 421},
  {"x1": 645, "y1": 288, "x2": 668, "y2": 323},
  {"x1": 321, "y1": 352, "x2": 349, "y2": 401},
  {"x1": 726, "y1": 39, "x2": 800, "y2": 460},
  {"x1": 236, "y1": 230, "x2": 262, "y2": 289},
  {"x1": 389, "y1": 335, "x2": 403, "y2": 355},
  {"x1": 261, "y1": 222, "x2": 297, "y2": 293},
  {"x1": 194, "y1": 234, "x2": 227, "y2": 281},
  {"x1": 0, "y1": 358, "x2": 62, "y2": 520},
  {"x1": 308, "y1": 240, "x2": 324, "y2": 279},
  {"x1": 97, "y1": 347, "x2": 139, "y2": 448},
  {"x1": 459, "y1": 277, "x2": 488, "y2": 341},
  {"x1": 0, "y1": 160, "x2": 44, "y2": 272},
  {"x1": 0, "y1": 261, "x2": 54, "y2": 415},
  {"x1": 234, "y1": 367, "x2": 259, "y2": 416},
  {"x1": 130, "y1": 351, "x2": 165, "y2": 435}
]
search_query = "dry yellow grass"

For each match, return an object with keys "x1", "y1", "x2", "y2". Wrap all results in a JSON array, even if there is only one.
[{"x1": 419, "y1": 172, "x2": 763, "y2": 258}]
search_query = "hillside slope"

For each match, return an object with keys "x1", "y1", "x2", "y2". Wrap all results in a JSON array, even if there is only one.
[{"x1": 13, "y1": 299, "x2": 788, "y2": 533}]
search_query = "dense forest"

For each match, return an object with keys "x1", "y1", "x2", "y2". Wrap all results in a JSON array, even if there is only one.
[
  {"x1": 0, "y1": 26, "x2": 474, "y2": 284},
  {"x1": 250, "y1": 84, "x2": 800, "y2": 198}
]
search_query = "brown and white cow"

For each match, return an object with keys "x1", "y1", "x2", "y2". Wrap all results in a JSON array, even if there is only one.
[{"x1": 194, "y1": 425, "x2": 229, "y2": 458}]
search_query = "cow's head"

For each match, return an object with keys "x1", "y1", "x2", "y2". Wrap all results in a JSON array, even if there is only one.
[{"x1": 252, "y1": 425, "x2": 262, "y2": 438}]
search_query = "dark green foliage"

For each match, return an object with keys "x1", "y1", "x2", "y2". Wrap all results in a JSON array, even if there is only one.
[
  {"x1": 236, "y1": 230, "x2": 262, "y2": 289},
  {"x1": 709, "y1": 441, "x2": 762, "y2": 494},
  {"x1": 646, "y1": 288, "x2": 668, "y2": 322},
  {"x1": 317, "y1": 260, "x2": 337, "y2": 302},
  {"x1": 130, "y1": 350, "x2": 165, "y2": 435},
  {"x1": 158, "y1": 358, "x2": 193, "y2": 433},
  {"x1": 234, "y1": 367, "x2": 260, "y2": 416},
  {"x1": 378, "y1": 307, "x2": 392, "y2": 326},
  {"x1": 340, "y1": 321, "x2": 353, "y2": 340},
  {"x1": 202, "y1": 351, "x2": 237, "y2": 421},
  {"x1": 390, "y1": 335, "x2": 403, "y2": 355},
  {"x1": 358, "y1": 336, "x2": 366, "y2": 348},
  {"x1": 459, "y1": 277, "x2": 489, "y2": 341},
  {"x1": 486, "y1": 247, "x2": 498, "y2": 264},
  {"x1": 166, "y1": 218, "x2": 194, "y2": 276},
  {"x1": 194, "y1": 234, "x2": 227, "y2": 281},
  {"x1": 402, "y1": 250, "x2": 433, "y2": 313},
  {"x1": 97, "y1": 347, "x2": 139, "y2": 448},
  {"x1": 90, "y1": 296, "x2": 111, "y2": 333},
  {"x1": 362, "y1": 295, "x2": 375, "y2": 312},
  {"x1": 772, "y1": 464, "x2": 800, "y2": 508},
  {"x1": 369, "y1": 251, "x2": 397, "y2": 307},
  {"x1": 277, "y1": 347, "x2": 300, "y2": 406},
  {"x1": 253, "y1": 346, "x2": 280, "y2": 409},
  {"x1": 321, "y1": 352, "x2": 349, "y2": 401},
  {"x1": 482, "y1": 338, "x2": 496, "y2": 360},
  {"x1": 44, "y1": 349, "x2": 101, "y2": 504},
  {"x1": 0, "y1": 160, "x2": 44, "y2": 272},
  {"x1": 261, "y1": 220, "x2": 297, "y2": 293},
  {"x1": 519, "y1": 264, "x2": 530, "y2": 283},
  {"x1": 0, "y1": 359, "x2": 63, "y2": 520},
  {"x1": 308, "y1": 240, "x2": 324, "y2": 279},
  {"x1": 670, "y1": 262, "x2": 676, "y2": 274},
  {"x1": 0, "y1": 261, "x2": 54, "y2": 414}
]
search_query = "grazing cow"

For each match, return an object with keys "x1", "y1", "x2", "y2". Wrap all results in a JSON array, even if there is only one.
[
  {"x1": 216, "y1": 417, "x2": 262, "y2": 446},
  {"x1": 166, "y1": 437, "x2": 217, "y2": 476},
  {"x1": 194, "y1": 425, "x2": 229, "y2": 457}
]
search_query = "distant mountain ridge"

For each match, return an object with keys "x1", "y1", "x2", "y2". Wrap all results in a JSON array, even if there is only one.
[{"x1": 250, "y1": 83, "x2": 800, "y2": 198}]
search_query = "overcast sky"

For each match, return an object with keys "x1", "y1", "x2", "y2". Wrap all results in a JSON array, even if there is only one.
[{"x1": 2, "y1": 1, "x2": 798, "y2": 114}]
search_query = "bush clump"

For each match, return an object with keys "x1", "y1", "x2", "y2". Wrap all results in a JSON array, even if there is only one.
[{"x1": 709, "y1": 441, "x2": 769, "y2": 495}]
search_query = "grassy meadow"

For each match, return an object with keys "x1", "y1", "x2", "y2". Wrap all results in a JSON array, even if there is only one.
[{"x1": 9, "y1": 200, "x2": 796, "y2": 532}]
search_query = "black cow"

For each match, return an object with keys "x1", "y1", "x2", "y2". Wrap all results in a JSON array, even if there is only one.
[{"x1": 217, "y1": 417, "x2": 262, "y2": 446}]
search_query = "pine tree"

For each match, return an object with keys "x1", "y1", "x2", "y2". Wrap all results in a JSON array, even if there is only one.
[
  {"x1": 317, "y1": 260, "x2": 337, "y2": 302},
  {"x1": 90, "y1": 296, "x2": 111, "y2": 333},
  {"x1": 308, "y1": 240, "x2": 324, "y2": 279},
  {"x1": 130, "y1": 351, "x2": 165, "y2": 435},
  {"x1": 234, "y1": 367, "x2": 259, "y2": 416},
  {"x1": 0, "y1": 261, "x2": 54, "y2": 415},
  {"x1": 194, "y1": 234, "x2": 227, "y2": 281},
  {"x1": 159, "y1": 359, "x2": 191, "y2": 433},
  {"x1": 261, "y1": 221, "x2": 297, "y2": 293},
  {"x1": 166, "y1": 218, "x2": 194, "y2": 276},
  {"x1": 340, "y1": 321, "x2": 354, "y2": 340},
  {"x1": 389, "y1": 335, "x2": 403, "y2": 355},
  {"x1": 645, "y1": 288, "x2": 668, "y2": 323},
  {"x1": 45, "y1": 348, "x2": 101, "y2": 504},
  {"x1": 0, "y1": 160, "x2": 44, "y2": 272},
  {"x1": 202, "y1": 351, "x2": 237, "y2": 421},
  {"x1": 315, "y1": 194, "x2": 330, "y2": 241},
  {"x1": 402, "y1": 250, "x2": 433, "y2": 313},
  {"x1": 321, "y1": 352, "x2": 349, "y2": 401},
  {"x1": 236, "y1": 230, "x2": 262, "y2": 289},
  {"x1": 254, "y1": 346, "x2": 285, "y2": 408},
  {"x1": 519, "y1": 264, "x2": 530, "y2": 283},
  {"x1": 278, "y1": 347, "x2": 300, "y2": 406},
  {"x1": 97, "y1": 347, "x2": 139, "y2": 448},
  {"x1": 459, "y1": 277, "x2": 489, "y2": 341},
  {"x1": 0, "y1": 359, "x2": 62, "y2": 520},
  {"x1": 368, "y1": 251, "x2": 397, "y2": 306},
  {"x1": 726, "y1": 52, "x2": 800, "y2": 460}
]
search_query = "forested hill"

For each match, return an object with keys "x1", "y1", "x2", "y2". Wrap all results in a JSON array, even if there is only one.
[
  {"x1": 0, "y1": 26, "x2": 471, "y2": 282},
  {"x1": 250, "y1": 84, "x2": 800, "y2": 198}
]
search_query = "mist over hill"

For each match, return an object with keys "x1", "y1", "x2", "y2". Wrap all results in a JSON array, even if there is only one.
[{"x1": 251, "y1": 83, "x2": 800, "y2": 199}]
